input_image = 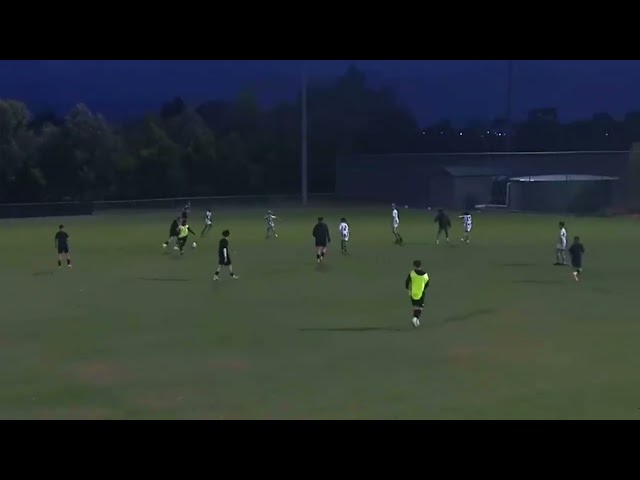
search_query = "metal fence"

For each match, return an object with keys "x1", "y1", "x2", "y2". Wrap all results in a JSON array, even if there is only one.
[{"x1": 0, "y1": 193, "x2": 346, "y2": 219}]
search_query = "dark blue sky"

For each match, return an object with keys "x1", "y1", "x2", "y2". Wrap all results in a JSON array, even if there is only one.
[{"x1": 2, "y1": 60, "x2": 640, "y2": 126}]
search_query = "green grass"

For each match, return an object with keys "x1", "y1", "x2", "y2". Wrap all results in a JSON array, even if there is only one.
[{"x1": 1, "y1": 206, "x2": 639, "y2": 419}]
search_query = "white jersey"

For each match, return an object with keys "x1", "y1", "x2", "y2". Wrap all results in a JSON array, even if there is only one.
[
  {"x1": 339, "y1": 222, "x2": 350, "y2": 241},
  {"x1": 265, "y1": 214, "x2": 276, "y2": 227},
  {"x1": 558, "y1": 227, "x2": 567, "y2": 249},
  {"x1": 204, "y1": 210, "x2": 212, "y2": 225},
  {"x1": 460, "y1": 214, "x2": 473, "y2": 232},
  {"x1": 392, "y1": 208, "x2": 400, "y2": 228}
]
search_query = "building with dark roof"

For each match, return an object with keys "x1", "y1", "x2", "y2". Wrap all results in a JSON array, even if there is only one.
[{"x1": 336, "y1": 150, "x2": 630, "y2": 210}]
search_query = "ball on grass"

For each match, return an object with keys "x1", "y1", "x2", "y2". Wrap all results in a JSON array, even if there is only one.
[{"x1": 192, "y1": 242, "x2": 197, "y2": 248}]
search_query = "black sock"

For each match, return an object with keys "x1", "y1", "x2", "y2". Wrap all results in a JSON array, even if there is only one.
[
  {"x1": 67, "y1": 259, "x2": 71, "y2": 265},
  {"x1": 58, "y1": 260, "x2": 61, "y2": 267},
  {"x1": 413, "y1": 309, "x2": 422, "y2": 318},
  {"x1": 321, "y1": 252, "x2": 325, "y2": 258}
]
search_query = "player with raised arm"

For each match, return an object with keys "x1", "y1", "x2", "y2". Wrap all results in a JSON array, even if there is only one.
[
  {"x1": 264, "y1": 211, "x2": 278, "y2": 238},
  {"x1": 391, "y1": 203, "x2": 403, "y2": 245},
  {"x1": 434, "y1": 209, "x2": 451, "y2": 244},
  {"x1": 459, "y1": 211, "x2": 473, "y2": 243},
  {"x1": 312, "y1": 217, "x2": 331, "y2": 263},
  {"x1": 55, "y1": 224, "x2": 72, "y2": 269},
  {"x1": 338, "y1": 217, "x2": 350, "y2": 254},
  {"x1": 555, "y1": 221, "x2": 568, "y2": 265},
  {"x1": 569, "y1": 236, "x2": 585, "y2": 282},
  {"x1": 214, "y1": 230, "x2": 239, "y2": 280},
  {"x1": 163, "y1": 216, "x2": 182, "y2": 250},
  {"x1": 181, "y1": 201, "x2": 191, "y2": 221},
  {"x1": 176, "y1": 220, "x2": 196, "y2": 255},
  {"x1": 201, "y1": 208, "x2": 213, "y2": 237},
  {"x1": 405, "y1": 259, "x2": 430, "y2": 328}
]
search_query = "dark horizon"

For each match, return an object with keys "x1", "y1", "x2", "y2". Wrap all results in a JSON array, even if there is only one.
[{"x1": 2, "y1": 60, "x2": 640, "y2": 126}]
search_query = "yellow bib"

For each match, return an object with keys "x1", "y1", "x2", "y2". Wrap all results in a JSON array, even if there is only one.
[{"x1": 409, "y1": 270, "x2": 429, "y2": 300}]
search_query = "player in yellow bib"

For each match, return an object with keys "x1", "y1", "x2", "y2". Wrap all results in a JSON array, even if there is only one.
[
  {"x1": 176, "y1": 220, "x2": 196, "y2": 255},
  {"x1": 405, "y1": 259, "x2": 430, "y2": 328}
]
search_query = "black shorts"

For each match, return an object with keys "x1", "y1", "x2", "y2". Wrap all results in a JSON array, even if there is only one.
[
  {"x1": 315, "y1": 240, "x2": 327, "y2": 248},
  {"x1": 410, "y1": 294, "x2": 425, "y2": 308},
  {"x1": 169, "y1": 229, "x2": 178, "y2": 237},
  {"x1": 218, "y1": 256, "x2": 232, "y2": 266},
  {"x1": 438, "y1": 226, "x2": 449, "y2": 234},
  {"x1": 572, "y1": 262, "x2": 582, "y2": 270},
  {"x1": 57, "y1": 246, "x2": 69, "y2": 254}
]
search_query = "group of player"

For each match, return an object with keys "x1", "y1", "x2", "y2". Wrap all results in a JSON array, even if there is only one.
[
  {"x1": 161, "y1": 202, "x2": 238, "y2": 280},
  {"x1": 53, "y1": 199, "x2": 587, "y2": 329},
  {"x1": 555, "y1": 221, "x2": 585, "y2": 282}
]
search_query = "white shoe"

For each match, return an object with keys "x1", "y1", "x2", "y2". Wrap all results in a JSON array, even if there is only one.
[
  {"x1": 213, "y1": 275, "x2": 219, "y2": 281},
  {"x1": 163, "y1": 244, "x2": 167, "y2": 248},
  {"x1": 412, "y1": 317, "x2": 420, "y2": 327},
  {"x1": 231, "y1": 275, "x2": 239, "y2": 279}
]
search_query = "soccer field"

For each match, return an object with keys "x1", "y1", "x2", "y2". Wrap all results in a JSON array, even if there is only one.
[{"x1": 1, "y1": 206, "x2": 639, "y2": 419}]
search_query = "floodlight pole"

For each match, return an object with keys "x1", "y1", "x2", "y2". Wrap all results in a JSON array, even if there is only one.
[
  {"x1": 506, "y1": 60, "x2": 513, "y2": 152},
  {"x1": 301, "y1": 60, "x2": 308, "y2": 206}
]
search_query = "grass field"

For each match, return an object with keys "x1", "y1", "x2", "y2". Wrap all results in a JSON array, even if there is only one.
[{"x1": 1, "y1": 206, "x2": 639, "y2": 419}]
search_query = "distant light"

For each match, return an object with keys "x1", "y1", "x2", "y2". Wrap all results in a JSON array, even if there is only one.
[
  {"x1": 605, "y1": 133, "x2": 609, "y2": 136},
  {"x1": 459, "y1": 132, "x2": 463, "y2": 136},
  {"x1": 422, "y1": 131, "x2": 426, "y2": 135},
  {"x1": 440, "y1": 131, "x2": 444, "y2": 135},
  {"x1": 486, "y1": 131, "x2": 490, "y2": 134}
]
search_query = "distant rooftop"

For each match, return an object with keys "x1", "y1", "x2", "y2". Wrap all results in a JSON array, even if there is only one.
[{"x1": 509, "y1": 174, "x2": 619, "y2": 182}]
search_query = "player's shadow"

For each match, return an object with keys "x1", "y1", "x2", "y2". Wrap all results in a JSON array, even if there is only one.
[
  {"x1": 299, "y1": 326, "x2": 407, "y2": 333},
  {"x1": 443, "y1": 308, "x2": 496, "y2": 323},
  {"x1": 590, "y1": 286, "x2": 613, "y2": 295},
  {"x1": 137, "y1": 277, "x2": 190, "y2": 282},
  {"x1": 513, "y1": 279, "x2": 563, "y2": 285},
  {"x1": 32, "y1": 270, "x2": 55, "y2": 276}
]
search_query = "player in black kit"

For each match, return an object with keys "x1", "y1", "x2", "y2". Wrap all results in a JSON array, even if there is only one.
[
  {"x1": 312, "y1": 217, "x2": 331, "y2": 263},
  {"x1": 181, "y1": 202, "x2": 191, "y2": 220},
  {"x1": 434, "y1": 209, "x2": 451, "y2": 244},
  {"x1": 569, "y1": 236, "x2": 585, "y2": 282},
  {"x1": 214, "y1": 230, "x2": 239, "y2": 280},
  {"x1": 163, "y1": 216, "x2": 181, "y2": 250},
  {"x1": 55, "y1": 224, "x2": 72, "y2": 268}
]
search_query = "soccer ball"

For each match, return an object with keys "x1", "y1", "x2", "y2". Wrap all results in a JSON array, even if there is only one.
[{"x1": 192, "y1": 242, "x2": 197, "y2": 248}]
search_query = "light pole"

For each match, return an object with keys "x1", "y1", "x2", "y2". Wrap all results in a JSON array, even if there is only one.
[
  {"x1": 506, "y1": 60, "x2": 513, "y2": 152},
  {"x1": 301, "y1": 60, "x2": 308, "y2": 205}
]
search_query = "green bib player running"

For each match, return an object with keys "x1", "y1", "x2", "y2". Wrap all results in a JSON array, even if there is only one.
[{"x1": 405, "y1": 259, "x2": 430, "y2": 328}]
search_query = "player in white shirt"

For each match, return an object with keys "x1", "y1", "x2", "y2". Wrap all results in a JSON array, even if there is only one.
[
  {"x1": 555, "y1": 221, "x2": 568, "y2": 265},
  {"x1": 338, "y1": 217, "x2": 350, "y2": 254},
  {"x1": 459, "y1": 211, "x2": 473, "y2": 243},
  {"x1": 391, "y1": 203, "x2": 403, "y2": 245},
  {"x1": 264, "y1": 211, "x2": 278, "y2": 238},
  {"x1": 200, "y1": 209, "x2": 213, "y2": 237}
]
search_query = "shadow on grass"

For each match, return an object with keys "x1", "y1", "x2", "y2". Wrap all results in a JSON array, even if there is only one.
[
  {"x1": 404, "y1": 241, "x2": 458, "y2": 248},
  {"x1": 443, "y1": 308, "x2": 496, "y2": 323},
  {"x1": 513, "y1": 279, "x2": 563, "y2": 285},
  {"x1": 137, "y1": 277, "x2": 190, "y2": 282},
  {"x1": 32, "y1": 270, "x2": 55, "y2": 276},
  {"x1": 590, "y1": 286, "x2": 613, "y2": 295},
  {"x1": 299, "y1": 326, "x2": 408, "y2": 333}
]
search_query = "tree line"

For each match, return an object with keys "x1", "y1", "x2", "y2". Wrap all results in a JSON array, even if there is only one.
[{"x1": 2, "y1": 65, "x2": 640, "y2": 203}]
